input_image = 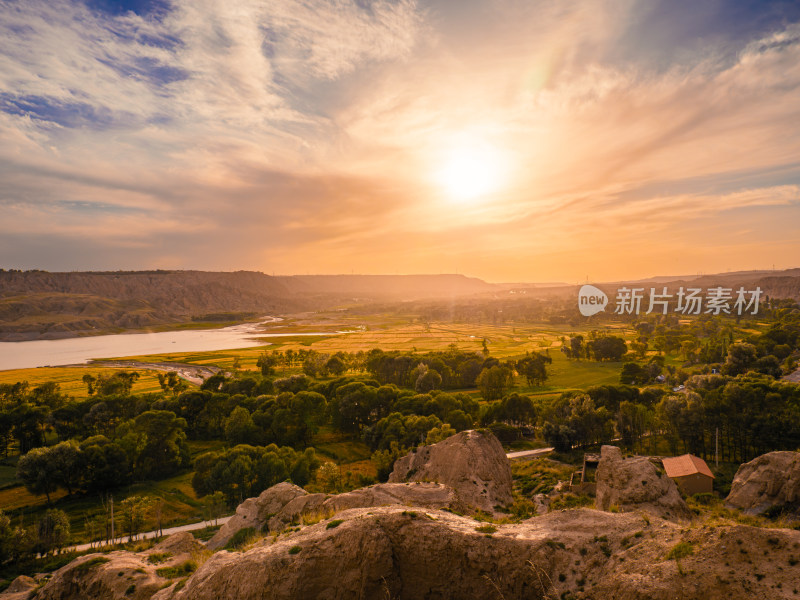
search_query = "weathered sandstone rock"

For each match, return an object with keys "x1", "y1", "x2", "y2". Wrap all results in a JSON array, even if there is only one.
[
  {"x1": 388, "y1": 430, "x2": 513, "y2": 513},
  {"x1": 726, "y1": 451, "x2": 800, "y2": 515},
  {"x1": 207, "y1": 482, "x2": 307, "y2": 549},
  {"x1": 595, "y1": 445, "x2": 690, "y2": 520}
]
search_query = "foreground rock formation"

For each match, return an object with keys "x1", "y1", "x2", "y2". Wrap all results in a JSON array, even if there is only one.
[
  {"x1": 31, "y1": 532, "x2": 204, "y2": 600},
  {"x1": 209, "y1": 430, "x2": 506, "y2": 549},
  {"x1": 595, "y1": 445, "x2": 691, "y2": 520},
  {"x1": 11, "y1": 444, "x2": 800, "y2": 600},
  {"x1": 164, "y1": 507, "x2": 800, "y2": 600},
  {"x1": 726, "y1": 451, "x2": 800, "y2": 515},
  {"x1": 208, "y1": 481, "x2": 458, "y2": 550},
  {"x1": 8, "y1": 504, "x2": 800, "y2": 600},
  {"x1": 388, "y1": 429, "x2": 513, "y2": 513},
  {"x1": 1, "y1": 576, "x2": 36, "y2": 600}
]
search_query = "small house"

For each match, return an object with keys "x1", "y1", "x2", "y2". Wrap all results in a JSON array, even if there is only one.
[{"x1": 662, "y1": 454, "x2": 714, "y2": 495}]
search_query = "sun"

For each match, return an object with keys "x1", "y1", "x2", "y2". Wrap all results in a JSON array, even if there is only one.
[{"x1": 436, "y1": 143, "x2": 507, "y2": 203}]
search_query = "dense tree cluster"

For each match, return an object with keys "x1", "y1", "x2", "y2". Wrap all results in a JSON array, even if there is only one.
[
  {"x1": 192, "y1": 444, "x2": 319, "y2": 506},
  {"x1": 560, "y1": 333, "x2": 628, "y2": 361},
  {"x1": 537, "y1": 373, "x2": 800, "y2": 462}
]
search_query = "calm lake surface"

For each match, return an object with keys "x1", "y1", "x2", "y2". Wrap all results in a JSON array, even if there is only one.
[{"x1": 0, "y1": 319, "x2": 331, "y2": 371}]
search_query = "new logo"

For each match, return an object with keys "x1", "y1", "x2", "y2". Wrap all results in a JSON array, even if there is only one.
[{"x1": 578, "y1": 284, "x2": 608, "y2": 317}]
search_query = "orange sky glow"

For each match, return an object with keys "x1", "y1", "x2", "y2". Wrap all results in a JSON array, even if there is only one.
[{"x1": 0, "y1": 0, "x2": 798, "y2": 282}]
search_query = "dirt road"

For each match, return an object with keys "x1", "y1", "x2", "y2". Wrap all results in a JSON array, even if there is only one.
[{"x1": 67, "y1": 516, "x2": 233, "y2": 553}]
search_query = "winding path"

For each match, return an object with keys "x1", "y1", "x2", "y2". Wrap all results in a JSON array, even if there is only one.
[
  {"x1": 505, "y1": 447, "x2": 554, "y2": 460},
  {"x1": 67, "y1": 516, "x2": 233, "y2": 554}
]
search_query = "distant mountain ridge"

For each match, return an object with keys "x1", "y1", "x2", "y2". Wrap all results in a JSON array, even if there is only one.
[
  {"x1": 1, "y1": 268, "x2": 797, "y2": 341},
  {"x1": 275, "y1": 274, "x2": 496, "y2": 298},
  {"x1": 0, "y1": 270, "x2": 498, "y2": 341}
]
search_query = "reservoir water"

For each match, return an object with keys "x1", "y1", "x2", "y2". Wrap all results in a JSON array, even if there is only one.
[{"x1": 0, "y1": 319, "x2": 329, "y2": 371}]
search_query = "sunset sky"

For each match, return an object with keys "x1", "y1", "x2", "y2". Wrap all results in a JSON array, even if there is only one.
[{"x1": 1, "y1": 0, "x2": 799, "y2": 283}]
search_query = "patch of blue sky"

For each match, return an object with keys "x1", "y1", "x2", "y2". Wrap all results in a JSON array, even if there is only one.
[
  {"x1": 96, "y1": 56, "x2": 189, "y2": 87},
  {"x1": 0, "y1": 93, "x2": 138, "y2": 130},
  {"x1": 85, "y1": 0, "x2": 171, "y2": 18},
  {"x1": 137, "y1": 31, "x2": 183, "y2": 51},
  {"x1": 617, "y1": 162, "x2": 800, "y2": 202},
  {"x1": 611, "y1": 0, "x2": 800, "y2": 68}
]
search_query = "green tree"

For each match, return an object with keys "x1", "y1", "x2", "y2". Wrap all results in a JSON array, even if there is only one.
[
  {"x1": 587, "y1": 336, "x2": 627, "y2": 361},
  {"x1": 202, "y1": 491, "x2": 227, "y2": 526},
  {"x1": 325, "y1": 355, "x2": 347, "y2": 377},
  {"x1": 96, "y1": 371, "x2": 139, "y2": 396},
  {"x1": 317, "y1": 462, "x2": 342, "y2": 493},
  {"x1": 17, "y1": 446, "x2": 59, "y2": 503},
  {"x1": 620, "y1": 362, "x2": 648, "y2": 385},
  {"x1": 0, "y1": 510, "x2": 34, "y2": 564},
  {"x1": 118, "y1": 495, "x2": 152, "y2": 542},
  {"x1": 723, "y1": 342, "x2": 758, "y2": 376},
  {"x1": 80, "y1": 436, "x2": 131, "y2": 492},
  {"x1": 82, "y1": 373, "x2": 96, "y2": 396},
  {"x1": 49, "y1": 441, "x2": 85, "y2": 496},
  {"x1": 37, "y1": 509, "x2": 70, "y2": 555},
  {"x1": 224, "y1": 406, "x2": 261, "y2": 446},
  {"x1": 499, "y1": 393, "x2": 537, "y2": 427},
  {"x1": 158, "y1": 372, "x2": 189, "y2": 396},
  {"x1": 192, "y1": 444, "x2": 319, "y2": 506},
  {"x1": 516, "y1": 352, "x2": 552, "y2": 386},
  {"x1": 118, "y1": 410, "x2": 190, "y2": 479},
  {"x1": 11, "y1": 403, "x2": 47, "y2": 453},
  {"x1": 425, "y1": 423, "x2": 456, "y2": 445},
  {"x1": 476, "y1": 366, "x2": 513, "y2": 401},
  {"x1": 415, "y1": 369, "x2": 442, "y2": 393},
  {"x1": 257, "y1": 351, "x2": 280, "y2": 376},
  {"x1": 568, "y1": 336, "x2": 585, "y2": 359},
  {"x1": 371, "y1": 441, "x2": 407, "y2": 482}
]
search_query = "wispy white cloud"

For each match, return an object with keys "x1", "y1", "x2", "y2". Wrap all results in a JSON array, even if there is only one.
[{"x1": 0, "y1": 0, "x2": 797, "y2": 280}]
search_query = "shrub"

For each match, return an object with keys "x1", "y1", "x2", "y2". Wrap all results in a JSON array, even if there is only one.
[
  {"x1": 326, "y1": 519, "x2": 344, "y2": 530},
  {"x1": 289, "y1": 545, "x2": 301, "y2": 555},
  {"x1": 224, "y1": 527, "x2": 256, "y2": 551},
  {"x1": 550, "y1": 494, "x2": 593, "y2": 511},
  {"x1": 74, "y1": 557, "x2": 110, "y2": 572},
  {"x1": 475, "y1": 524, "x2": 497, "y2": 534},
  {"x1": 156, "y1": 560, "x2": 197, "y2": 579},
  {"x1": 147, "y1": 552, "x2": 172, "y2": 564},
  {"x1": 666, "y1": 541, "x2": 694, "y2": 561},
  {"x1": 191, "y1": 526, "x2": 221, "y2": 542}
]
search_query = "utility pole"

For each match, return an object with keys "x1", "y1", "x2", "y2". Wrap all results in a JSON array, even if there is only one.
[{"x1": 110, "y1": 495, "x2": 115, "y2": 545}]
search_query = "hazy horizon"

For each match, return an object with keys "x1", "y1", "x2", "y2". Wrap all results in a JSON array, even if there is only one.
[{"x1": 1, "y1": 0, "x2": 799, "y2": 282}]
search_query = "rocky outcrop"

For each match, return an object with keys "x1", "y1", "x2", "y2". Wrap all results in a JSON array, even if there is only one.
[
  {"x1": 151, "y1": 506, "x2": 800, "y2": 600},
  {"x1": 266, "y1": 482, "x2": 457, "y2": 532},
  {"x1": 28, "y1": 533, "x2": 204, "y2": 600},
  {"x1": 212, "y1": 430, "x2": 510, "y2": 549},
  {"x1": 1, "y1": 576, "x2": 36, "y2": 600},
  {"x1": 595, "y1": 445, "x2": 690, "y2": 520},
  {"x1": 388, "y1": 430, "x2": 513, "y2": 513},
  {"x1": 11, "y1": 504, "x2": 800, "y2": 600},
  {"x1": 207, "y1": 482, "x2": 307, "y2": 550},
  {"x1": 209, "y1": 481, "x2": 458, "y2": 549},
  {"x1": 726, "y1": 451, "x2": 800, "y2": 515}
]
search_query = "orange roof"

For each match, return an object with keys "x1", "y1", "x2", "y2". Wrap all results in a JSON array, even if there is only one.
[{"x1": 662, "y1": 454, "x2": 714, "y2": 479}]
